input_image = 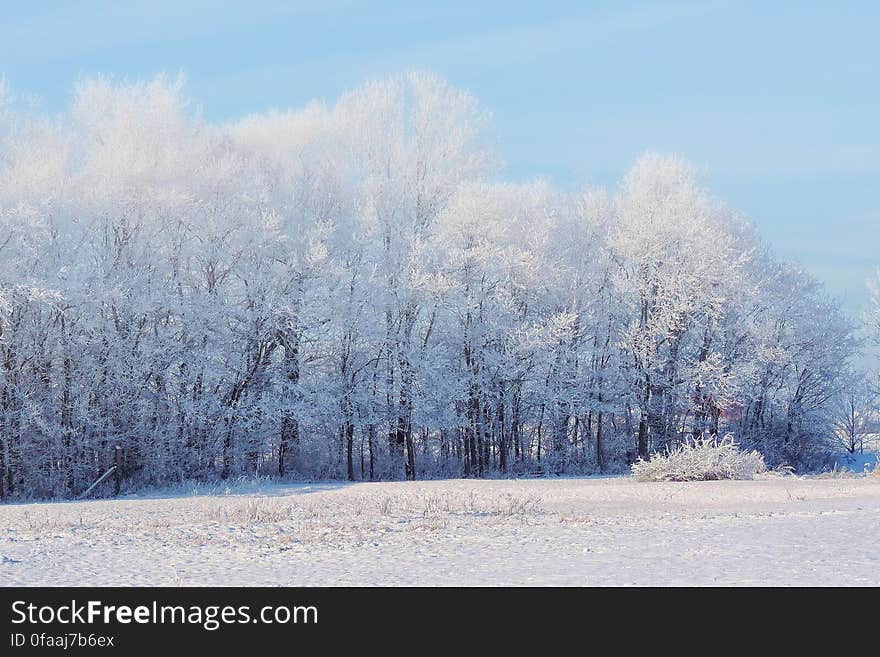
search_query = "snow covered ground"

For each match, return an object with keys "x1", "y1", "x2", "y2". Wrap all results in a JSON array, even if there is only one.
[{"x1": 2, "y1": 475, "x2": 879, "y2": 586}]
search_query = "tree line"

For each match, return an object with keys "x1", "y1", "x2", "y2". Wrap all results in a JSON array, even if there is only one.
[{"x1": 0, "y1": 73, "x2": 866, "y2": 499}]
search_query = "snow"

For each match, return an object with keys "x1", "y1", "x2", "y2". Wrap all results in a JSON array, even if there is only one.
[
  {"x1": 2, "y1": 476, "x2": 879, "y2": 586},
  {"x1": 834, "y1": 451, "x2": 879, "y2": 474}
]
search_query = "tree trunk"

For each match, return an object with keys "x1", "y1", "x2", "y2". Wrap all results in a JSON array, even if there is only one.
[
  {"x1": 498, "y1": 389, "x2": 507, "y2": 473},
  {"x1": 637, "y1": 418, "x2": 649, "y2": 461},
  {"x1": 345, "y1": 420, "x2": 355, "y2": 481},
  {"x1": 113, "y1": 445, "x2": 124, "y2": 496}
]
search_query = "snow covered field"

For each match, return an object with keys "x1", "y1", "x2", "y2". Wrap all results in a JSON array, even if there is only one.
[{"x1": 2, "y1": 476, "x2": 879, "y2": 586}]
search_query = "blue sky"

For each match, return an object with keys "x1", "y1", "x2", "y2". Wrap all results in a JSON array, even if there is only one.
[{"x1": 2, "y1": 0, "x2": 877, "y2": 317}]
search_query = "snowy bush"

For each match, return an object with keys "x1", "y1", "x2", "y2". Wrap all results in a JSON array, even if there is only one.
[{"x1": 631, "y1": 435, "x2": 766, "y2": 482}]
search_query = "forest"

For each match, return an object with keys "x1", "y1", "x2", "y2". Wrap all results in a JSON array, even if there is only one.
[{"x1": 0, "y1": 73, "x2": 873, "y2": 499}]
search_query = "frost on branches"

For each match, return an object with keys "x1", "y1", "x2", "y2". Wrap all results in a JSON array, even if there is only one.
[
  {"x1": 0, "y1": 73, "x2": 863, "y2": 499},
  {"x1": 630, "y1": 435, "x2": 766, "y2": 482}
]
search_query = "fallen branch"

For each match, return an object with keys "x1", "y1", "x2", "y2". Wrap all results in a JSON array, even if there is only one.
[{"x1": 77, "y1": 466, "x2": 117, "y2": 500}]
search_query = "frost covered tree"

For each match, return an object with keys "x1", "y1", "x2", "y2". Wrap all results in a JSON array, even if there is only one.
[
  {"x1": 610, "y1": 155, "x2": 747, "y2": 459},
  {"x1": 829, "y1": 371, "x2": 876, "y2": 454},
  {"x1": 0, "y1": 73, "x2": 860, "y2": 499}
]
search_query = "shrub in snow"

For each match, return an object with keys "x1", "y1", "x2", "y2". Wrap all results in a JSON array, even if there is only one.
[{"x1": 631, "y1": 435, "x2": 766, "y2": 482}]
